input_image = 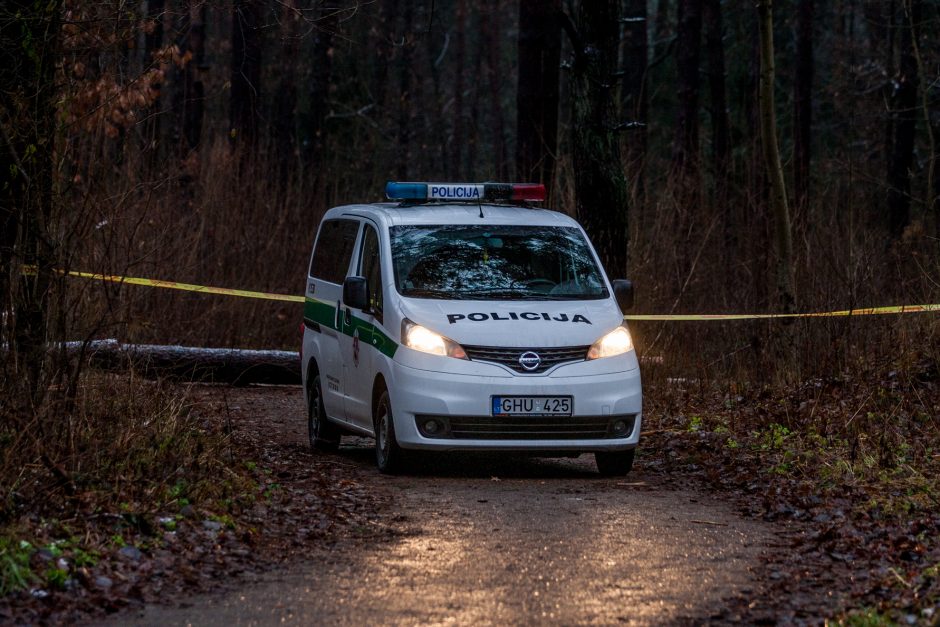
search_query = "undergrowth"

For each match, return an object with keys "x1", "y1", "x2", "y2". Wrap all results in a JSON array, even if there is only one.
[{"x1": 0, "y1": 372, "x2": 253, "y2": 596}]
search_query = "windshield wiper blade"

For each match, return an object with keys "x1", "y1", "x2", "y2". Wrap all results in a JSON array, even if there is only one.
[{"x1": 403, "y1": 288, "x2": 453, "y2": 298}]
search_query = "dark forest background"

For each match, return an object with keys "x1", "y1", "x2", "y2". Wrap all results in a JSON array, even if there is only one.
[{"x1": 2, "y1": 0, "x2": 939, "y2": 388}]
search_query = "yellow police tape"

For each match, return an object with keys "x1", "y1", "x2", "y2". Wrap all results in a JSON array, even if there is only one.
[{"x1": 23, "y1": 267, "x2": 940, "y2": 321}]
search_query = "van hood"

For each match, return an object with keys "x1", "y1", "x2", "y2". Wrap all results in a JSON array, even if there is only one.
[{"x1": 398, "y1": 298, "x2": 624, "y2": 347}]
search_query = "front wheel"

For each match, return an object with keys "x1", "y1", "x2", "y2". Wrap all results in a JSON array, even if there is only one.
[
  {"x1": 308, "y1": 374, "x2": 340, "y2": 451},
  {"x1": 374, "y1": 390, "x2": 406, "y2": 474},
  {"x1": 595, "y1": 449, "x2": 635, "y2": 476}
]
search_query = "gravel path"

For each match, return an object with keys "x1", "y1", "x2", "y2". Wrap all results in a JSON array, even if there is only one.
[{"x1": 104, "y1": 386, "x2": 776, "y2": 626}]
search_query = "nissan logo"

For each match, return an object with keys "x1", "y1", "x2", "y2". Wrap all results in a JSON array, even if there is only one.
[{"x1": 518, "y1": 351, "x2": 541, "y2": 371}]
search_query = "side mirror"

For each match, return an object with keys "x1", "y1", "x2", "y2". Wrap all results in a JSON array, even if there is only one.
[
  {"x1": 612, "y1": 279, "x2": 634, "y2": 312},
  {"x1": 343, "y1": 276, "x2": 369, "y2": 311}
]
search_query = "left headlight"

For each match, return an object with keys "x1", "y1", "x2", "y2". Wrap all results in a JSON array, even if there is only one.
[{"x1": 586, "y1": 324, "x2": 634, "y2": 360}]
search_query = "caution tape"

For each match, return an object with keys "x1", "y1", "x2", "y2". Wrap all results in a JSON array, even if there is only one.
[
  {"x1": 24, "y1": 266, "x2": 304, "y2": 303},
  {"x1": 623, "y1": 304, "x2": 940, "y2": 321},
  {"x1": 20, "y1": 266, "x2": 940, "y2": 320}
]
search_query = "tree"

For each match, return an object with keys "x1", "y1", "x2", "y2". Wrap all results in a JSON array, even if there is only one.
[
  {"x1": 0, "y1": 0, "x2": 64, "y2": 400},
  {"x1": 756, "y1": 0, "x2": 795, "y2": 312},
  {"x1": 703, "y1": 0, "x2": 730, "y2": 210},
  {"x1": 516, "y1": 0, "x2": 561, "y2": 191},
  {"x1": 230, "y1": 0, "x2": 262, "y2": 147},
  {"x1": 565, "y1": 1, "x2": 630, "y2": 278},
  {"x1": 673, "y1": 0, "x2": 702, "y2": 175},
  {"x1": 887, "y1": 0, "x2": 918, "y2": 238},
  {"x1": 793, "y1": 0, "x2": 814, "y2": 212},
  {"x1": 621, "y1": 0, "x2": 648, "y2": 201}
]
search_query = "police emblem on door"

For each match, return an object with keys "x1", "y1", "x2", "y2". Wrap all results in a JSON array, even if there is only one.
[{"x1": 352, "y1": 328, "x2": 360, "y2": 368}]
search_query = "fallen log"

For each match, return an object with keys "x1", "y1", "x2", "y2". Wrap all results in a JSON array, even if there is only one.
[{"x1": 65, "y1": 340, "x2": 301, "y2": 385}]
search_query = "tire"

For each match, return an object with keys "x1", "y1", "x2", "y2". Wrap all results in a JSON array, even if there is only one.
[
  {"x1": 307, "y1": 374, "x2": 340, "y2": 451},
  {"x1": 595, "y1": 449, "x2": 636, "y2": 476},
  {"x1": 374, "y1": 390, "x2": 406, "y2": 474}
]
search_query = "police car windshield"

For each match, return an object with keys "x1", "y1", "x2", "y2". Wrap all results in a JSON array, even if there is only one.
[{"x1": 390, "y1": 225, "x2": 609, "y2": 301}]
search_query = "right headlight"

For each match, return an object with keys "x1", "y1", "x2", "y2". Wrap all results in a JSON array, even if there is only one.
[
  {"x1": 401, "y1": 319, "x2": 468, "y2": 359},
  {"x1": 586, "y1": 325, "x2": 634, "y2": 360}
]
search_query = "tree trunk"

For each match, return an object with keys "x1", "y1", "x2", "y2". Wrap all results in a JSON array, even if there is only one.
[
  {"x1": 0, "y1": 0, "x2": 63, "y2": 401},
  {"x1": 621, "y1": 0, "x2": 648, "y2": 203},
  {"x1": 673, "y1": 0, "x2": 702, "y2": 175},
  {"x1": 273, "y1": 0, "x2": 299, "y2": 179},
  {"x1": 482, "y1": 0, "x2": 508, "y2": 180},
  {"x1": 143, "y1": 0, "x2": 165, "y2": 165},
  {"x1": 757, "y1": 0, "x2": 796, "y2": 313},
  {"x1": 567, "y1": 1, "x2": 630, "y2": 278},
  {"x1": 451, "y1": 0, "x2": 466, "y2": 177},
  {"x1": 182, "y1": 1, "x2": 206, "y2": 153},
  {"x1": 793, "y1": 0, "x2": 814, "y2": 213},
  {"x1": 516, "y1": 0, "x2": 561, "y2": 192},
  {"x1": 230, "y1": 0, "x2": 262, "y2": 147},
  {"x1": 396, "y1": 0, "x2": 415, "y2": 180},
  {"x1": 652, "y1": 0, "x2": 672, "y2": 59},
  {"x1": 304, "y1": 7, "x2": 337, "y2": 174},
  {"x1": 703, "y1": 0, "x2": 730, "y2": 209},
  {"x1": 887, "y1": 0, "x2": 918, "y2": 238}
]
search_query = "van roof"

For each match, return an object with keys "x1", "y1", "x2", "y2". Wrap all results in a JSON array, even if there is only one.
[{"x1": 327, "y1": 202, "x2": 582, "y2": 229}]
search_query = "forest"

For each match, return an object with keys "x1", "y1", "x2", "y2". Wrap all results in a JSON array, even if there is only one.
[{"x1": 1, "y1": 0, "x2": 939, "y2": 622}]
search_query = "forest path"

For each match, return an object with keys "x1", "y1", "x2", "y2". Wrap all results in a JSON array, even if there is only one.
[{"x1": 105, "y1": 386, "x2": 777, "y2": 626}]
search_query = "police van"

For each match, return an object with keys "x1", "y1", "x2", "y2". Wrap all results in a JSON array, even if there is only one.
[{"x1": 301, "y1": 182, "x2": 642, "y2": 475}]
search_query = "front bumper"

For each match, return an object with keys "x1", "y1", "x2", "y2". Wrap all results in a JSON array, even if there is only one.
[{"x1": 386, "y1": 355, "x2": 642, "y2": 452}]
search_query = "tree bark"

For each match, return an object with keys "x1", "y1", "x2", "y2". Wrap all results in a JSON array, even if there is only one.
[
  {"x1": 303, "y1": 7, "x2": 337, "y2": 173},
  {"x1": 143, "y1": 0, "x2": 165, "y2": 164},
  {"x1": 451, "y1": 0, "x2": 466, "y2": 177},
  {"x1": 757, "y1": 0, "x2": 796, "y2": 313},
  {"x1": 568, "y1": 1, "x2": 630, "y2": 278},
  {"x1": 182, "y1": 1, "x2": 206, "y2": 153},
  {"x1": 230, "y1": 0, "x2": 262, "y2": 147},
  {"x1": 887, "y1": 0, "x2": 918, "y2": 238},
  {"x1": 516, "y1": 0, "x2": 561, "y2": 191},
  {"x1": 793, "y1": 0, "x2": 814, "y2": 212},
  {"x1": 652, "y1": 0, "x2": 672, "y2": 59},
  {"x1": 673, "y1": 0, "x2": 702, "y2": 175},
  {"x1": 703, "y1": 0, "x2": 730, "y2": 207},
  {"x1": 482, "y1": 0, "x2": 508, "y2": 180},
  {"x1": 396, "y1": 0, "x2": 415, "y2": 180},
  {"x1": 621, "y1": 0, "x2": 648, "y2": 202}
]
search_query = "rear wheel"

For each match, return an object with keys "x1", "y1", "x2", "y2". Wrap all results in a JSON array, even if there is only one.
[
  {"x1": 307, "y1": 374, "x2": 340, "y2": 451},
  {"x1": 374, "y1": 390, "x2": 406, "y2": 474},
  {"x1": 595, "y1": 449, "x2": 635, "y2": 476}
]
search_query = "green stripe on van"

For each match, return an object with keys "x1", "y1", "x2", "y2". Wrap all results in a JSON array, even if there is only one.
[{"x1": 304, "y1": 297, "x2": 398, "y2": 359}]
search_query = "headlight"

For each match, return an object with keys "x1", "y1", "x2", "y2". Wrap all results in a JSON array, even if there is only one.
[
  {"x1": 586, "y1": 325, "x2": 634, "y2": 360},
  {"x1": 402, "y1": 319, "x2": 468, "y2": 359}
]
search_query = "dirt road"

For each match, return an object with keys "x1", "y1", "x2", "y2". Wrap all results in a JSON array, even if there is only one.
[{"x1": 108, "y1": 387, "x2": 777, "y2": 626}]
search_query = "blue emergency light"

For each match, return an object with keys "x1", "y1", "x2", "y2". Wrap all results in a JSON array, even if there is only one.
[{"x1": 385, "y1": 182, "x2": 546, "y2": 203}]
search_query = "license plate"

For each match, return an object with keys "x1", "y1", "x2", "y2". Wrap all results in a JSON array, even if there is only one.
[{"x1": 491, "y1": 396, "x2": 572, "y2": 416}]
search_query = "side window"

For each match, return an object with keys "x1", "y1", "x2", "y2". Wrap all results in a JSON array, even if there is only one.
[
  {"x1": 359, "y1": 225, "x2": 384, "y2": 322},
  {"x1": 310, "y1": 219, "x2": 360, "y2": 284}
]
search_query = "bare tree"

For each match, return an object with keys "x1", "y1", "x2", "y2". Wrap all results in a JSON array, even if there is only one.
[
  {"x1": 621, "y1": 0, "x2": 648, "y2": 201},
  {"x1": 516, "y1": 0, "x2": 561, "y2": 191},
  {"x1": 757, "y1": 0, "x2": 795, "y2": 312},
  {"x1": 565, "y1": 0, "x2": 630, "y2": 278},
  {"x1": 230, "y1": 0, "x2": 262, "y2": 147},
  {"x1": 673, "y1": 0, "x2": 702, "y2": 175},
  {"x1": 793, "y1": 0, "x2": 814, "y2": 212},
  {"x1": 0, "y1": 0, "x2": 64, "y2": 399}
]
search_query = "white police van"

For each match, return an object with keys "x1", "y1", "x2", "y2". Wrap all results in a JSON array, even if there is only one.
[{"x1": 301, "y1": 182, "x2": 642, "y2": 475}]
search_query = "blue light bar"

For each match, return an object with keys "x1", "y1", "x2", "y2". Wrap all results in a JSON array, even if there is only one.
[
  {"x1": 385, "y1": 182, "x2": 545, "y2": 203},
  {"x1": 385, "y1": 182, "x2": 429, "y2": 200}
]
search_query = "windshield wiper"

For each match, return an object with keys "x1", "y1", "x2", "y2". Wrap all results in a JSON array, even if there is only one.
[{"x1": 402, "y1": 288, "x2": 454, "y2": 298}]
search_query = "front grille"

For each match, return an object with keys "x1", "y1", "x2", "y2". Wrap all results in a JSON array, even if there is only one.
[
  {"x1": 416, "y1": 414, "x2": 637, "y2": 440},
  {"x1": 462, "y1": 344, "x2": 589, "y2": 374}
]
